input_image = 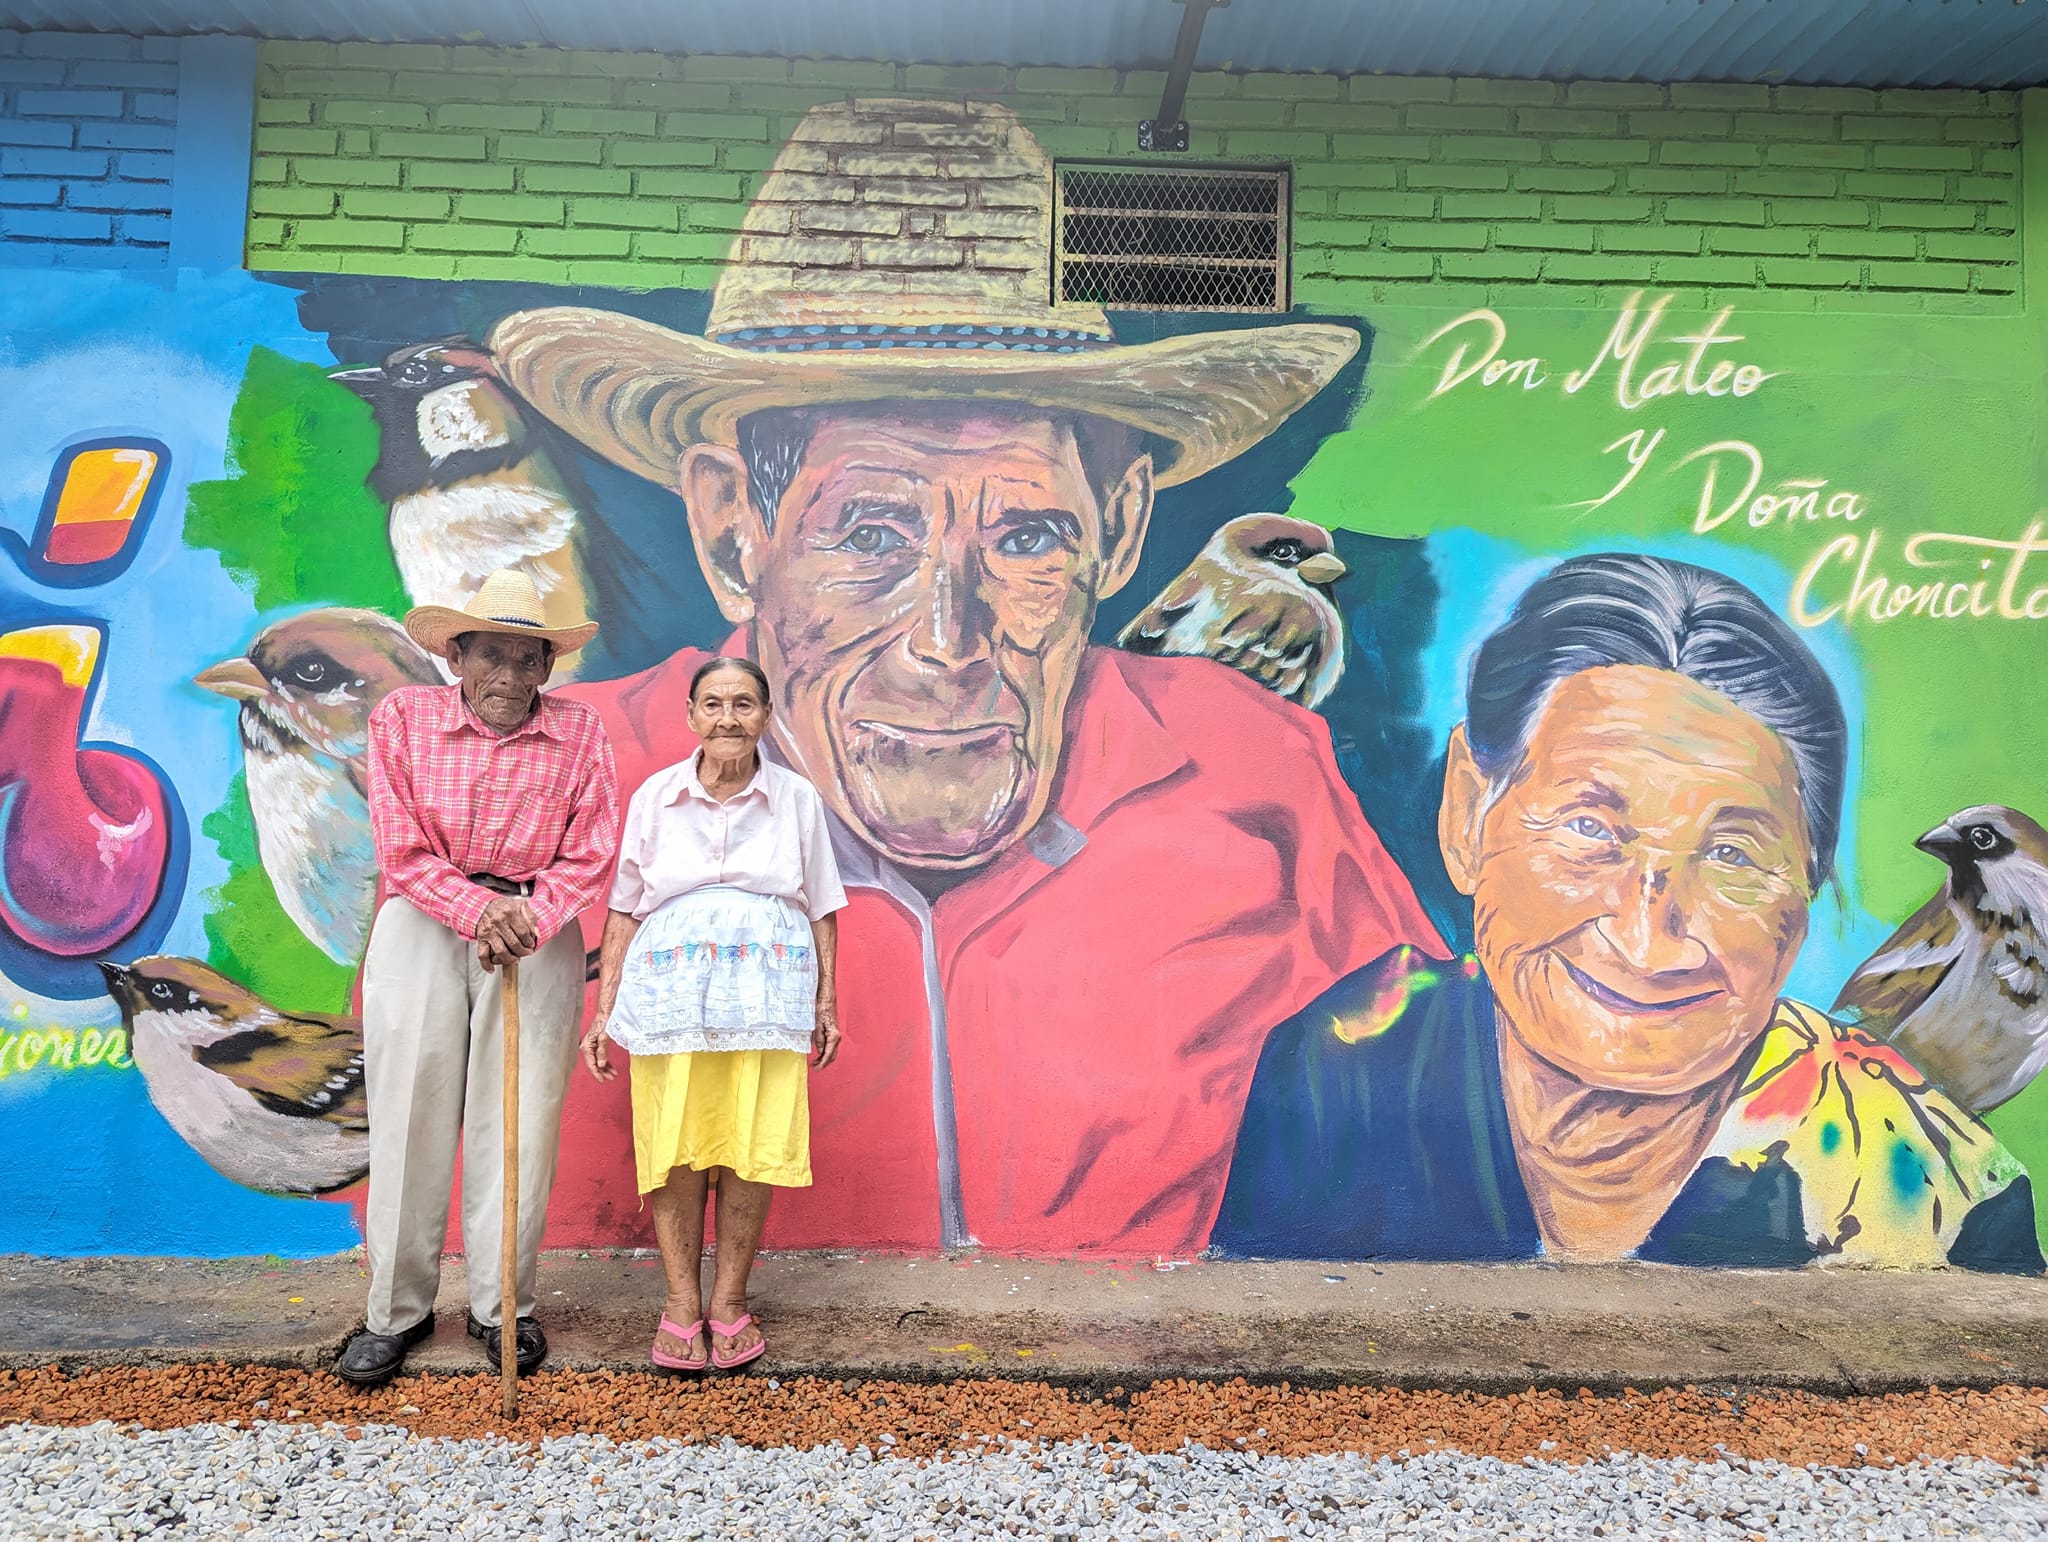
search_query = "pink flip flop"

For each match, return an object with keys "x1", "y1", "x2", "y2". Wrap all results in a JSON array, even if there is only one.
[
  {"x1": 650, "y1": 1315, "x2": 708, "y2": 1372},
  {"x1": 708, "y1": 1313, "x2": 766, "y2": 1371}
]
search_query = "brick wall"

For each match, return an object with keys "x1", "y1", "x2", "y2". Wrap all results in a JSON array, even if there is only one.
[
  {"x1": 245, "y1": 42, "x2": 2023, "y2": 312},
  {"x1": 1286, "y1": 77, "x2": 2019, "y2": 310},
  {"x1": 0, "y1": 30, "x2": 179, "y2": 267}
]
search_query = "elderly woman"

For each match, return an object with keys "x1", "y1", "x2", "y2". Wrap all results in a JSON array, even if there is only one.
[
  {"x1": 584, "y1": 656, "x2": 846, "y2": 1370},
  {"x1": 1218, "y1": 552, "x2": 2041, "y2": 1273}
]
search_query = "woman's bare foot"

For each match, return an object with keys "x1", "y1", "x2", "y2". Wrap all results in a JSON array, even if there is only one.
[
  {"x1": 708, "y1": 1295, "x2": 764, "y2": 1366},
  {"x1": 654, "y1": 1292, "x2": 707, "y2": 1369}
]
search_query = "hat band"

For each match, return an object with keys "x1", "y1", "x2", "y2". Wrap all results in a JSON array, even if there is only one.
[
  {"x1": 476, "y1": 614, "x2": 543, "y2": 628},
  {"x1": 713, "y1": 322, "x2": 1117, "y2": 355}
]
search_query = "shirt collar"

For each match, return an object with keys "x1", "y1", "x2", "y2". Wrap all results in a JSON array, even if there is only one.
[
  {"x1": 672, "y1": 746, "x2": 774, "y2": 808},
  {"x1": 431, "y1": 683, "x2": 566, "y2": 742}
]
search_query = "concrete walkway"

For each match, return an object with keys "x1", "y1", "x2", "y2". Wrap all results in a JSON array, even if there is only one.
[{"x1": 4, "y1": 1251, "x2": 2046, "y2": 1393}]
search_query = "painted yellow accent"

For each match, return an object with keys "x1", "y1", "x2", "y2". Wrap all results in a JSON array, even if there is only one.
[
  {"x1": 1330, "y1": 960, "x2": 1442, "y2": 1045},
  {"x1": 51, "y1": 447, "x2": 157, "y2": 528},
  {"x1": 0, "y1": 623, "x2": 99, "y2": 687},
  {"x1": 0, "y1": 1027, "x2": 129, "y2": 1076}
]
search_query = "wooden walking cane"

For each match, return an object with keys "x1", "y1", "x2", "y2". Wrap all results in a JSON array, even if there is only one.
[{"x1": 500, "y1": 957, "x2": 522, "y2": 1420}]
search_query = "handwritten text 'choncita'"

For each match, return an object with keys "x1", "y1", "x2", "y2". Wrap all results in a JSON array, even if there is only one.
[{"x1": 1793, "y1": 523, "x2": 2048, "y2": 626}]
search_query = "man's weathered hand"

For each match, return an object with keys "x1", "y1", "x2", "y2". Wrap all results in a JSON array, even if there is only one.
[
  {"x1": 476, "y1": 896, "x2": 540, "y2": 971},
  {"x1": 811, "y1": 995, "x2": 840, "y2": 1069}
]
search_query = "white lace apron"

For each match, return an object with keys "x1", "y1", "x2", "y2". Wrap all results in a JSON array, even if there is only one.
[{"x1": 606, "y1": 885, "x2": 817, "y2": 1056}]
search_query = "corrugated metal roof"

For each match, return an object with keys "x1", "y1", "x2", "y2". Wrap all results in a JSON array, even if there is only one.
[{"x1": 5, "y1": 0, "x2": 2047, "y2": 88}]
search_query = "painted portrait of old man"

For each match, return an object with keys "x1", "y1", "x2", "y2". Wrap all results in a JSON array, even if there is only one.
[{"x1": 487, "y1": 98, "x2": 1443, "y2": 1253}]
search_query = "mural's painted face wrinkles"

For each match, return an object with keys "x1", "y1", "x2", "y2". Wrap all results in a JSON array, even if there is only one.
[
  {"x1": 1460, "y1": 666, "x2": 1814, "y2": 1096},
  {"x1": 726, "y1": 410, "x2": 1142, "y2": 867}
]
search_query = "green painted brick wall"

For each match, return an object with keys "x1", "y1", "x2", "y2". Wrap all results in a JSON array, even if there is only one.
[{"x1": 247, "y1": 43, "x2": 2022, "y2": 312}]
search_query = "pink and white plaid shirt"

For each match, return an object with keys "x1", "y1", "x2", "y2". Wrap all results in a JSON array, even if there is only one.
[{"x1": 367, "y1": 683, "x2": 619, "y2": 944}]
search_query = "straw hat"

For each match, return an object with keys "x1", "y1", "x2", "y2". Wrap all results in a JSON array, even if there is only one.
[
  {"x1": 402, "y1": 568, "x2": 599, "y2": 655},
  {"x1": 488, "y1": 99, "x2": 1359, "y2": 491}
]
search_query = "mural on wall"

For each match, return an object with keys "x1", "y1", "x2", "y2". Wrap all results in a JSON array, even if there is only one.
[
  {"x1": 0, "y1": 442, "x2": 185, "y2": 1002},
  {"x1": 1832, "y1": 803, "x2": 2048, "y2": 1116},
  {"x1": 195, "y1": 608, "x2": 439, "y2": 966},
  {"x1": 328, "y1": 336, "x2": 624, "y2": 676},
  {"x1": 3, "y1": 97, "x2": 2044, "y2": 1270},
  {"x1": 100, "y1": 954, "x2": 368, "y2": 1195},
  {"x1": 1118, "y1": 513, "x2": 1351, "y2": 709},
  {"x1": 1219, "y1": 554, "x2": 2038, "y2": 1271}
]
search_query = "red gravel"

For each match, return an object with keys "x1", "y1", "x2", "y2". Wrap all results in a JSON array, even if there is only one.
[{"x1": 3, "y1": 1367, "x2": 2045, "y2": 1470}]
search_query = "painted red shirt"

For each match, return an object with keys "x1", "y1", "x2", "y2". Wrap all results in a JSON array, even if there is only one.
[{"x1": 545, "y1": 644, "x2": 1442, "y2": 1256}]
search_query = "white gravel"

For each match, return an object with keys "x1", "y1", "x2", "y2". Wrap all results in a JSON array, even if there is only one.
[{"x1": 1, "y1": 1419, "x2": 2042, "y2": 1540}]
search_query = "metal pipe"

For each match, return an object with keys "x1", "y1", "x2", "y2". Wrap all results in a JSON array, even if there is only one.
[{"x1": 1140, "y1": 0, "x2": 1228, "y2": 153}]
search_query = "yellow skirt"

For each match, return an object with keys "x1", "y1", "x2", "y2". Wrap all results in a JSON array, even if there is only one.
[{"x1": 629, "y1": 1048, "x2": 812, "y2": 1192}]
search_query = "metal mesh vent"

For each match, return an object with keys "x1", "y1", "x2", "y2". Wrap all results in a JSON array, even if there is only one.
[{"x1": 1055, "y1": 163, "x2": 1289, "y2": 313}]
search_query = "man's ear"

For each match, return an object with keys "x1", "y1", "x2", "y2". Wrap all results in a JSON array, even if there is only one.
[
  {"x1": 680, "y1": 444, "x2": 764, "y2": 624},
  {"x1": 1094, "y1": 452, "x2": 1155, "y2": 601},
  {"x1": 442, "y1": 639, "x2": 464, "y2": 670},
  {"x1": 1438, "y1": 723, "x2": 1491, "y2": 897}
]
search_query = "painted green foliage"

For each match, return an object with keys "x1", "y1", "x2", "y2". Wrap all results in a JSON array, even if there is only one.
[
  {"x1": 183, "y1": 346, "x2": 406, "y2": 1014},
  {"x1": 198, "y1": 776, "x2": 354, "y2": 1013},
  {"x1": 185, "y1": 346, "x2": 406, "y2": 613}
]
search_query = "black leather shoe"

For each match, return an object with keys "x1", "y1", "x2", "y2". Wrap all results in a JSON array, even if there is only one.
[
  {"x1": 467, "y1": 1311, "x2": 547, "y2": 1375},
  {"x1": 333, "y1": 1314, "x2": 435, "y2": 1387}
]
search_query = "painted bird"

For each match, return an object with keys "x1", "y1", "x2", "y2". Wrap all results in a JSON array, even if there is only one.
[
  {"x1": 1833, "y1": 804, "x2": 2048, "y2": 1114},
  {"x1": 100, "y1": 957, "x2": 368, "y2": 1196},
  {"x1": 195, "y1": 608, "x2": 439, "y2": 965},
  {"x1": 331, "y1": 336, "x2": 615, "y2": 675},
  {"x1": 1118, "y1": 513, "x2": 1349, "y2": 709}
]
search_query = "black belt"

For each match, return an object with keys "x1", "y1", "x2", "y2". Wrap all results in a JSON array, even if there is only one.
[{"x1": 469, "y1": 873, "x2": 535, "y2": 897}]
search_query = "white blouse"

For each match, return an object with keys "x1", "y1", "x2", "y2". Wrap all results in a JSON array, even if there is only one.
[{"x1": 607, "y1": 752, "x2": 848, "y2": 923}]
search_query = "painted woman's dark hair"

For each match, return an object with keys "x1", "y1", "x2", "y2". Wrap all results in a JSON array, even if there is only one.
[
  {"x1": 688, "y1": 655, "x2": 772, "y2": 706},
  {"x1": 1465, "y1": 552, "x2": 1847, "y2": 888}
]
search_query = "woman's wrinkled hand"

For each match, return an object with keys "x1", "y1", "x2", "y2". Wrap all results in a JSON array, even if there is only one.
[
  {"x1": 582, "y1": 1018, "x2": 616, "y2": 1083},
  {"x1": 811, "y1": 996, "x2": 841, "y2": 1069}
]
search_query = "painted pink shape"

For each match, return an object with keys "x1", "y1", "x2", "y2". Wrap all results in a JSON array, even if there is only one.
[{"x1": 0, "y1": 642, "x2": 172, "y2": 956}]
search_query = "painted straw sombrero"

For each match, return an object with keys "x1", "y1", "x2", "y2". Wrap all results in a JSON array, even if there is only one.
[
  {"x1": 403, "y1": 567, "x2": 599, "y2": 655},
  {"x1": 488, "y1": 99, "x2": 1359, "y2": 490}
]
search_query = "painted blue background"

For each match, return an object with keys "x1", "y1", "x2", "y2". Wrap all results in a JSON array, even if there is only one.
[{"x1": 0, "y1": 267, "x2": 359, "y2": 1254}]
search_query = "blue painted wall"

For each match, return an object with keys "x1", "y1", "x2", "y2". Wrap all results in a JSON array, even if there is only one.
[{"x1": 1, "y1": 28, "x2": 255, "y2": 272}]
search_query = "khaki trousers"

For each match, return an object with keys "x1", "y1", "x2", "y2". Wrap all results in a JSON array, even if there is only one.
[{"x1": 360, "y1": 895, "x2": 583, "y2": 1335}]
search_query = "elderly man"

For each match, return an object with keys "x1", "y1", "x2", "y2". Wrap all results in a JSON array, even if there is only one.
[
  {"x1": 334, "y1": 569, "x2": 619, "y2": 1387},
  {"x1": 491, "y1": 99, "x2": 1440, "y2": 1256}
]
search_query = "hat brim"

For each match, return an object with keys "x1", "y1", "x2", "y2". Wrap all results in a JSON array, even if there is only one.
[
  {"x1": 402, "y1": 608, "x2": 599, "y2": 657},
  {"x1": 487, "y1": 307, "x2": 1360, "y2": 491}
]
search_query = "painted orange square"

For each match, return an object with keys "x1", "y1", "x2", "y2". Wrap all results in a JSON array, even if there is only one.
[{"x1": 42, "y1": 446, "x2": 161, "y2": 567}]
